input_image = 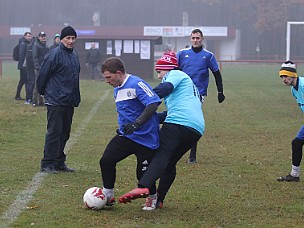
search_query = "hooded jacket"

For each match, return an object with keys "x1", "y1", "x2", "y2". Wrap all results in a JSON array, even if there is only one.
[{"x1": 17, "y1": 37, "x2": 30, "y2": 70}]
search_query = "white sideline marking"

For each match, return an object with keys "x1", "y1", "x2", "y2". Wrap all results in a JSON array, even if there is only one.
[{"x1": 0, "y1": 90, "x2": 110, "y2": 228}]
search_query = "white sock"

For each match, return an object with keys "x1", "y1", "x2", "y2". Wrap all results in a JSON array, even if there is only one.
[
  {"x1": 290, "y1": 165, "x2": 300, "y2": 177},
  {"x1": 149, "y1": 194, "x2": 157, "y2": 199},
  {"x1": 102, "y1": 187, "x2": 114, "y2": 199}
]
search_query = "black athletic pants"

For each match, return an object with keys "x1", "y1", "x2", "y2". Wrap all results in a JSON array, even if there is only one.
[
  {"x1": 139, "y1": 123, "x2": 201, "y2": 202},
  {"x1": 100, "y1": 134, "x2": 157, "y2": 194}
]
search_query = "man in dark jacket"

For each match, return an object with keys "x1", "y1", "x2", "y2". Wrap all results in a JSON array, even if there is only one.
[
  {"x1": 15, "y1": 32, "x2": 32, "y2": 100},
  {"x1": 86, "y1": 42, "x2": 101, "y2": 80},
  {"x1": 49, "y1": 33, "x2": 60, "y2": 50},
  {"x1": 24, "y1": 37, "x2": 36, "y2": 104},
  {"x1": 32, "y1": 31, "x2": 49, "y2": 106},
  {"x1": 37, "y1": 26, "x2": 81, "y2": 174}
]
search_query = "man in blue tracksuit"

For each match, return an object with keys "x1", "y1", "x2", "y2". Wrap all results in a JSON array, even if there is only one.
[
  {"x1": 177, "y1": 28, "x2": 225, "y2": 164},
  {"x1": 119, "y1": 52, "x2": 205, "y2": 210},
  {"x1": 37, "y1": 26, "x2": 80, "y2": 174},
  {"x1": 277, "y1": 61, "x2": 303, "y2": 182}
]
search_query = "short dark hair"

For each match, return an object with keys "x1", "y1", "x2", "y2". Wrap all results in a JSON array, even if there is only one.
[
  {"x1": 102, "y1": 57, "x2": 126, "y2": 74},
  {"x1": 24, "y1": 32, "x2": 31, "y2": 36},
  {"x1": 191, "y1": 28, "x2": 203, "y2": 37}
]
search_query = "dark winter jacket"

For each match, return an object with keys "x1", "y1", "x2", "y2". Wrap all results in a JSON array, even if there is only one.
[
  {"x1": 32, "y1": 39, "x2": 49, "y2": 70},
  {"x1": 49, "y1": 42, "x2": 60, "y2": 50},
  {"x1": 37, "y1": 43, "x2": 81, "y2": 107},
  {"x1": 25, "y1": 38, "x2": 36, "y2": 71},
  {"x1": 17, "y1": 37, "x2": 30, "y2": 70},
  {"x1": 86, "y1": 48, "x2": 101, "y2": 64}
]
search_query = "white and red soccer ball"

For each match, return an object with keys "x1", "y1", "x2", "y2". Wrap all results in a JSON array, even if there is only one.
[{"x1": 83, "y1": 187, "x2": 107, "y2": 210}]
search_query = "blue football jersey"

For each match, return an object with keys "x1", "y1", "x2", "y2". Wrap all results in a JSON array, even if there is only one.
[
  {"x1": 114, "y1": 75, "x2": 161, "y2": 150},
  {"x1": 177, "y1": 47, "x2": 219, "y2": 96}
]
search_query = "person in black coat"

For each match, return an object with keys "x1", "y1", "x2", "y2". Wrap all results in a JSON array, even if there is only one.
[
  {"x1": 15, "y1": 32, "x2": 32, "y2": 100},
  {"x1": 86, "y1": 42, "x2": 101, "y2": 80},
  {"x1": 32, "y1": 31, "x2": 50, "y2": 106},
  {"x1": 37, "y1": 26, "x2": 80, "y2": 174},
  {"x1": 24, "y1": 37, "x2": 36, "y2": 104}
]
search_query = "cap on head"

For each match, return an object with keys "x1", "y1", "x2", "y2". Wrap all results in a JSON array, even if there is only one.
[
  {"x1": 38, "y1": 31, "x2": 46, "y2": 37},
  {"x1": 155, "y1": 52, "x2": 179, "y2": 71},
  {"x1": 279, "y1": 60, "x2": 298, "y2": 78},
  {"x1": 60, "y1": 26, "x2": 77, "y2": 40},
  {"x1": 54, "y1": 33, "x2": 60, "y2": 39}
]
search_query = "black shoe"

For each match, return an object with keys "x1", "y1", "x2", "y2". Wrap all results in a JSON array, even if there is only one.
[
  {"x1": 40, "y1": 167, "x2": 58, "y2": 174},
  {"x1": 187, "y1": 157, "x2": 197, "y2": 164},
  {"x1": 15, "y1": 96, "x2": 23, "y2": 100},
  {"x1": 277, "y1": 174, "x2": 300, "y2": 182},
  {"x1": 57, "y1": 165, "x2": 75, "y2": 172}
]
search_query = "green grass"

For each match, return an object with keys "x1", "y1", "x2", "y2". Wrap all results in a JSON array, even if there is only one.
[{"x1": 0, "y1": 61, "x2": 303, "y2": 227}]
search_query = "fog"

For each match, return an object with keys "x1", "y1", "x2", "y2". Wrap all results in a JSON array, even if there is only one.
[{"x1": 1, "y1": 0, "x2": 304, "y2": 60}]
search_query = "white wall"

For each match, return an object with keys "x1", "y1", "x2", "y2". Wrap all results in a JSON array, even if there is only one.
[
  {"x1": 154, "y1": 29, "x2": 241, "y2": 61},
  {"x1": 219, "y1": 29, "x2": 241, "y2": 60}
]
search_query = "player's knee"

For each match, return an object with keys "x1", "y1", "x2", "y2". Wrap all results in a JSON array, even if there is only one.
[
  {"x1": 99, "y1": 154, "x2": 112, "y2": 168},
  {"x1": 292, "y1": 137, "x2": 304, "y2": 149}
]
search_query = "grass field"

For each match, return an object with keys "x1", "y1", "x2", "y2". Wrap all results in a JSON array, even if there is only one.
[{"x1": 0, "y1": 61, "x2": 303, "y2": 228}]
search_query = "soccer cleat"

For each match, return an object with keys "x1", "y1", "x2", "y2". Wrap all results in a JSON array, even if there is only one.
[
  {"x1": 106, "y1": 197, "x2": 115, "y2": 206},
  {"x1": 142, "y1": 196, "x2": 157, "y2": 211},
  {"x1": 119, "y1": 188, "x2": 149, "y2": 204},
  {"x1": 156, "y1": 201, "x2": 163, "y2": 209},
  {"x1": 277, "y1": 174, "x2": 300, "y2": 182}
]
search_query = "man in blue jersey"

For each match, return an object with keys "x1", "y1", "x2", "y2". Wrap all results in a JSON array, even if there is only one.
[
  {"x1": 100, "y1": 57, "x2": 162, "y2": 209},
  {"x1": 119, "y1": 52, "x2": 205, "y2": 210},
  {"x1": 177, "y1": 28, "x2": 225, "y2": 164},
  {"x1": 277, "y1": 61, "x2": 303, "y2": 182}
]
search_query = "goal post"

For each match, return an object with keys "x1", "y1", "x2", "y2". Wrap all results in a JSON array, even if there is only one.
[{"x1": 286, "y1": 21, "x2": 304, "y2": 60}]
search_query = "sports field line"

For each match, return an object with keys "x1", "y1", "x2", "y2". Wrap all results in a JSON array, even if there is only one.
[{"x1": 0, "y1": 90, "x2": 110, "y2": 228}]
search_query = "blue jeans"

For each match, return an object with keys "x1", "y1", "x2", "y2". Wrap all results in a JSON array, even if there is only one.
[{"x1": 41, "y1": 105, "x2": 74, "y2": 169}]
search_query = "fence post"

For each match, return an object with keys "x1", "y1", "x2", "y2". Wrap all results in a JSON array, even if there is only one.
[{"x1": 0, "y1": 58, "x2": 2, "y2": 79}]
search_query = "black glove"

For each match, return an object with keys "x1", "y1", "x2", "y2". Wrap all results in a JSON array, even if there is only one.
[
  {"x1": 122, "y1": 122, "x2": 140, "y2": 135},
  {"x1": 218, "y1": 92, "x2": 225, "y2": 103},
  {"x1": 157, "y1": 111, "x2": 167, "y2": 124}
]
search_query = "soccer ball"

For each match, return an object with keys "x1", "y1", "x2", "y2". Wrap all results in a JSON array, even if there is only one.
[{"x1": 83, "y1": 187, "x2": 107, "y2": 210}]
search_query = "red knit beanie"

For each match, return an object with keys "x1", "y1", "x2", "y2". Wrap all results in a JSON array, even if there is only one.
[{"x1": 155, "y1": 52, "x2": 178, "y2": 71}]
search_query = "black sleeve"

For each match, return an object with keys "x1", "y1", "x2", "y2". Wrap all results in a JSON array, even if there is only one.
[
  {"x1": 153, "y1": 82, "x2": 174, "y2": 98},
  {"x1": 212, "y1": 70, "x2": 224, "y2": 93},
  {"x1": 32, "y1": 44, "x2": 40, "y2": 70},
  {"x1": 135, "y1": 103, "x2": 158, "y2": 126},
  {"x1": 18, "y1": 42, "x2": 27, "y2": 69}
]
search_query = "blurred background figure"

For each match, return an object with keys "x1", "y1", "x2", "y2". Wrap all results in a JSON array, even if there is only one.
[
  {"x1": 15, "y1": 32, "x2": 32, "y2": 100},
  {"x1": 49, "y1": 33, "x2": 60, "y2": 50},
  {"x1": 32, "y1": 31, "x2": 49, "y2": 106},
  {"x1": 24, "y1": 36, "x2": 36, "y2": 104},
  {"x1": 86, "y1": 42, "x2": 102, "y2": 80}
]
